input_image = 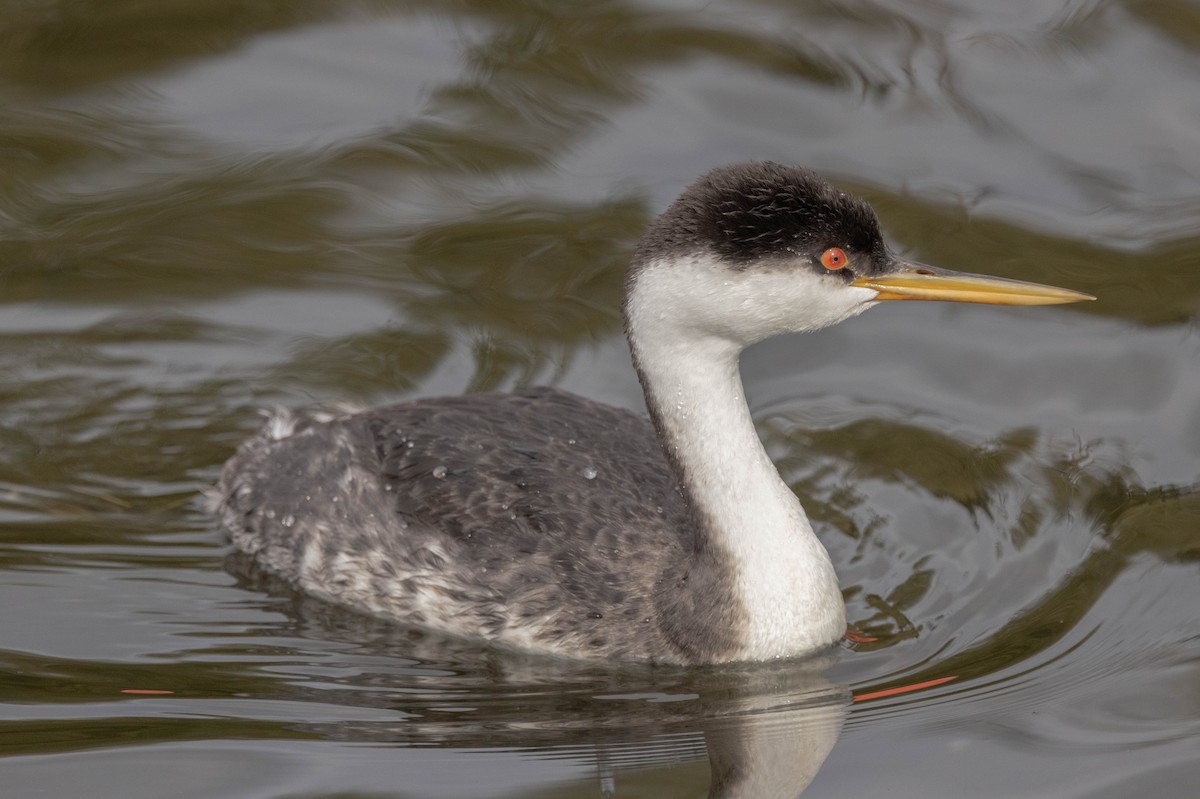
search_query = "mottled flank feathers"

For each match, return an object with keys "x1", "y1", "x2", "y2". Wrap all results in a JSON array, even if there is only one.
[{"x1": 215, "y1": 387, "x2": 741, "y2": 663}]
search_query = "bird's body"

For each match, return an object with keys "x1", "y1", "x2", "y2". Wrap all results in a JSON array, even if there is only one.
[
  {"x1": 215, "y1": 162, "x2": 1093, "y2": 665},
  {"x1": 220, "y1": 387, "x2": 727, "y2": 662}
]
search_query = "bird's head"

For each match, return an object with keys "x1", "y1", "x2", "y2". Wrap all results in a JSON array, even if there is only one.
[{"x1": 626, "y1": 162, "x2": 1093, "y2": 347}]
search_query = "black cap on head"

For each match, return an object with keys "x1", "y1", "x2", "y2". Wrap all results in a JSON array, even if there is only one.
[{"x1": 632, "y1": 162, "x2": 888, "y2": 269}]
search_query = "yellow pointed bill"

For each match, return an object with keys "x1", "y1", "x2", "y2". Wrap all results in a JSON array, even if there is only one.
[{"x1": 852, "y1": 264, "x2": 1095, "y2": 306}]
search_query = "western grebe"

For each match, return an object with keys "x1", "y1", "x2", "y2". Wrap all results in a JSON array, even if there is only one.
[{"x1": 215, "y1": 162, "x2": 1093, "y2": 665}]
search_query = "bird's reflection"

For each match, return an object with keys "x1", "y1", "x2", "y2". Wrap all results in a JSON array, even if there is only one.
[{"x1": 229, "y1": 557, "x2": 846, "y2": 798}]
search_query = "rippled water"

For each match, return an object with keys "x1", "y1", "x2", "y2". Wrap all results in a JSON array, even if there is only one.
[{"x1": 2, "y1": 1, "x2": 1198, "y2": 797}]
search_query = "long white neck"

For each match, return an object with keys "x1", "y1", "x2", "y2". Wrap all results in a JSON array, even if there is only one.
[{"x1": 626, "y1": 255, "x2": 864, "y2": 660}]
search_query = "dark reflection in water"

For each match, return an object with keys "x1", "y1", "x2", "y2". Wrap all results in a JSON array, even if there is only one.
[
  {"x1": 2, "y1": 0, "x2": 1199, "y2": 797},
  {"x1": 225, "y1": 575, "x2": 848, "y2": 799}
]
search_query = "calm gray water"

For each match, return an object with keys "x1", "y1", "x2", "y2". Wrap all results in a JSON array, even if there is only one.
[{"x1": 2, "y1": 1, "x2": 1198, "y2": 797}]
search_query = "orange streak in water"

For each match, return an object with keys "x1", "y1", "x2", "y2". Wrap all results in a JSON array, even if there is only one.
[
  {"x1": 852, "y1": 675, "x2": 958, "y2": 702},
  {"x1": 845, "y1": 628, "x2": 879, "y2": 643}
]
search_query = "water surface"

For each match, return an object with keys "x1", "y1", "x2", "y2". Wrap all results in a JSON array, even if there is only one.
[{"x1": 2, "y1": 1, "x2": 1198, "y2": 797}]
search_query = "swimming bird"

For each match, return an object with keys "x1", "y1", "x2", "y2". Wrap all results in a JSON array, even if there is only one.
[{"x1": 215, "y1": 162, "x2": 1094, "y2": 665}]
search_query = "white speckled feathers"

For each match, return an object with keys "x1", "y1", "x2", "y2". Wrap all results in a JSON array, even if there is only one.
[{"x1": 216, "y1": 387, "x2": 740, "y2": 662}]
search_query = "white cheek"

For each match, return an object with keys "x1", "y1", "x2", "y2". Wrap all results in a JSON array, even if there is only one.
[
  {"x1": 628, "y1": 252, "x2": 880, "y2": 347},
  {"x1": 707, "y1": 267, "x2": 876, "y2": 340}
]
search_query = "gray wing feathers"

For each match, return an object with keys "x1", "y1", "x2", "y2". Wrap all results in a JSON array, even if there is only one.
[{"x1": 216, "y1": 388, "x2": 695, "y2": 661}]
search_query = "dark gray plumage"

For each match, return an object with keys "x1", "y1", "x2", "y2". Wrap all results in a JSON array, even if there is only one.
[
  {"x1": 632, "y1": 161, "x2": 889, "y2": 270},
  {"x1": 217, "y1": 387, "x2": 743, "y2": 663}
]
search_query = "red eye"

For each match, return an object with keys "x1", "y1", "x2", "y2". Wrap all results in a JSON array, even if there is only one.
[{"x1": 820, "y1": 247, "x2": 848, "y2": 270}]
